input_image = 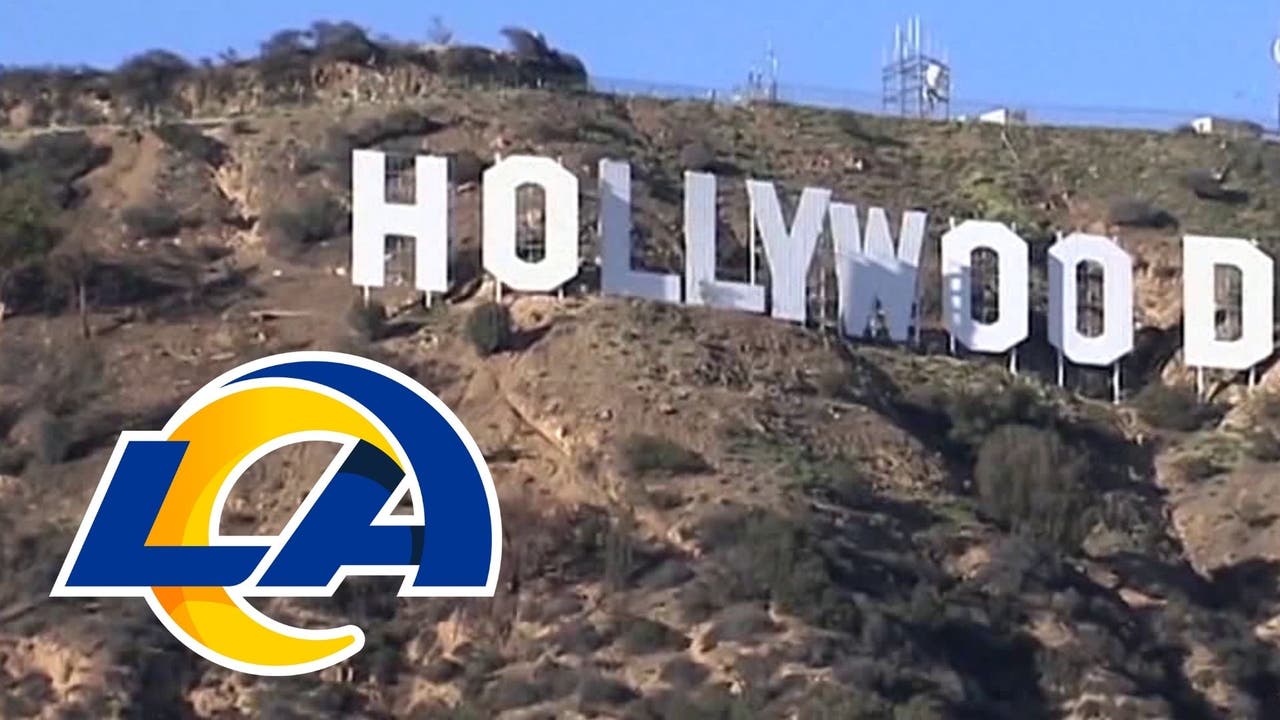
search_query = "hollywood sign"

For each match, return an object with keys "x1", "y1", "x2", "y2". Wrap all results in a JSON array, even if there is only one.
[{"x1": 349, "y1": 150, "x2": 1275, "y2": 381}]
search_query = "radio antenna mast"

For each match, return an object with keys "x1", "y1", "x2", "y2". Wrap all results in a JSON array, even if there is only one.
[{"x1": 882, "y1": 16, "x2": 951, "y2": 119}]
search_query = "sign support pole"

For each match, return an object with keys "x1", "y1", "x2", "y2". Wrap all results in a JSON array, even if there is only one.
[{"x1": 1112, "y1": 362, "x2": 1121, "y2": 404}]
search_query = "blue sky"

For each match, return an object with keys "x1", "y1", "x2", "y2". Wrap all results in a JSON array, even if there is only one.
[{"x1": 2, "y1": 1, "x2": 1278, "y2": 125}]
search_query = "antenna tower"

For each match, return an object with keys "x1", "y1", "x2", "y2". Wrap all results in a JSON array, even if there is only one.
[
  {"x1": 745, "y1": 41, "x2": 780, "y2": 102},
  {"x1": 882, "y1": 16, "x2": 951, "y2": 119}
]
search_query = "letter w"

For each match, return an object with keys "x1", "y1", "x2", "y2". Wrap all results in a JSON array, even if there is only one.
[{"x1": 829, "y1": 204, "x2": 926, "y2": 342}]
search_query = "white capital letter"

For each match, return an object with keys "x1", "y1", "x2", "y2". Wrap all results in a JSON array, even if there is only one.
[
  {"x1": 684, "y1": 171, "x2": 765, "y2": 313},
  {"x1": 482, "y1": 155, "x2": 579, "y2": 292},
  {"x1": 1183, "y1": 235, "x2": 1274, "y2": 371},
  {"x1": 351, "y1": 150, "x2": 449, "y2": 292},
  {"x1": 830, "y1": 205, "x2": 926, "y2": 341},
  {"x1": 940, "y1": 220, "x2": 1029, "y2": 353},
  {"x1": 746, "y1": 180, "x2": 830, "y2": 323},
  {"x1": 1048, "y1": 233, "x2": 1134, "y2": 367},
  {"x1": 599, "y1": 159, "x2": 680, "y2": 303}
]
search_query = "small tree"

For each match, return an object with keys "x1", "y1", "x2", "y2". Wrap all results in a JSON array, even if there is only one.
[
  {"x1": 310, "y1": 21, "x2": 380, "y2": 64},
  {"x1": 0, "y1": 174, "x2": 60, "y2": 315},
  {"x1": 258, "y1": 29, "x2": 313, "y2": 99},
  {"x1": 113, "y1": 50, "x2": 191, "y2": 121},
  {"x1": 46, "y1": 237, "x2": 95, "y2": 338},
  {"x1": 1132, "y1": 383, "x2": 1217, "y2": 432},
  {"x1": 346, "y1": 297, "x2": 387, "y2": 341},
  {"x1": 122, "y1": 201, "x2": 184, "y2": 239},
  {"x1": 466, "y1": 302, "x2": 512, "y2": 356},
  {"x1": 975, "y1": 424, "x2": 1092, "y2": 549}
]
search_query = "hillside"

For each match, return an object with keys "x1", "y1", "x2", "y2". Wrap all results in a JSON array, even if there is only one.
[{"x1": 3, "y1": 32, "x2": 1280, "y2": 719}]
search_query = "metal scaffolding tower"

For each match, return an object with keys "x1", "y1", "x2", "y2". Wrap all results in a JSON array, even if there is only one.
[{"x1": 882, "y1": 16, "x2": 951, "y2": 120}]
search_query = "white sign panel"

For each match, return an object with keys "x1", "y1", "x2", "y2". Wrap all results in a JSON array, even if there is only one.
[
  {"x1": 349, "y1": 150, "x2": 1280, "y2": 379},
  {"x1": 351, "y1": 150, "x2": 450, "y2": 293},
  {"x1": 1048, "y1": 233, "x2": 1134, "y2": 367},
  {"x1": 1183, "y1": 235, "x2": 1274, "y2": 371},
  {"x1": 482, "y1": 155, "x2": 580, "y2": 293},
  {"x1": 598, "y1": 159, "x2": 681, "y2": 303},
  {"x1": 830, "y1": 204, "x2": 926, "y2": 341},
  {"x1": 940, "y1": 220, "x2": 1029, "y2": 353},
  {"x1": 747, "y1": 180, "x2": 830, "y2": 323},
  {"x1": 683, "y1": 171, "x2": 765, "y2": 313}
]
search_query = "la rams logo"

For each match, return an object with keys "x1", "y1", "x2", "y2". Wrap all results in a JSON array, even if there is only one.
[{"x1": 50, "y1": 351, "x2": 501, "y2": 676}]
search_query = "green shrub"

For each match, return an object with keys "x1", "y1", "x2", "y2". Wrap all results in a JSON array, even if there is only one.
[
  {"x1": 14, "y1": 131, "x2": 111, "y2": 184},
  {"x1": 38, "y1": 342, "x2": 105, "y2": 417},
  {"x1": 153, "y1": 123, "x2": 228, "y2": 167},
  {"x1": 122, "y1": 201, "x2": 184, "y2": 239},
  {"x1": 919, "y1": 379, "x2": 1056, "y2": 454},
  {"x1": 346, "y1": 297, "x2": 387, "y2": 341},
  {"x1": 705, "y1": 510, "x2": 858, "y2": 633},
  {"x1": 0, "y1": 173, "x2": 60, "y2": 305},
  {"x1": 452, "y1": 150, "x2": 487, "y2": 185},
  {"x1": 679, "y1": 140, "x2": 715, "y2": 172},
  {"x1": 974, "y1": 424, "x2": 1093, "y2": 549},
  {"x1": 113, "y1": 50, "x2": 191, "y2": 117},
  {"x1": 311, "y1": 21, "x2": 381, "y2": 65},
  {"x1": 1107, "y1": 197, "x2": 1176, "y2": 228},
  {"x1": 619, "y1": 433, "x2": 709, "y2": 478},
  {"x1": 1243, "y1": 393, "x2": 1280, "y2": 461},
  {"x1": 264, "y1": 196, "x2": 348, "y2": 250},
  {"x1": 466, "y1": 302, "x2": 512, "y2": 356},
  {"x1": 1132, "y1": 383, "x2": 1217, "y2": 432}
]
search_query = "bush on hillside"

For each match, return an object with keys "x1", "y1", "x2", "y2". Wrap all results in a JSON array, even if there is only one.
[
  {"x1": 257, "y1": 30, "x2": 314, "y2": 97},
  {"x1": 346, "y1": 297, "x2": 387, "y2": 341},
  {"x1": 466, "y1": 302, "x2": 512, "y2": 356},
  {"x1": 310, "y1": 21, "x2": 382, "y2": 65},
  {"x1": 122, "y1": 201, "x2": 184, "y2": 239},
  {"x1": 1132, "y1": 383, "x2": 1218, "y2": 432},
  {"x1": 701, "y1": 509, "x2": 858, "y2": 633},
  {"x1": 619, "y1": 433, "x2": 710, "y2": 478},
  {"x1": 348, "y1": 108, "x2": 445, "y2": 147},
  {"x1": 1244, "y1": 393, "x2": 1280, "y2": 461},
  {"x1": 14, "y1": 131, "x2": 112, "y2": 188},
  {"x1": 113, "y1": 50, "x2": 191, "y2": 116},
  {"x1": 500, "y1": 27, "x2": 552, "y2": 60},
  {"x1": 452, "y1": 150, "x2": 487, "y2": 185},
  {"x1": 37, "y1": 341, "x2": 106, "y2": 418},
  {"x1": 1107, "y1": 198, "x2": 1177, "y2": 228},
  {"x1": 911, "y1": 379, "x2": 1057, "y2": 455},
  {"x1": 975, "y1": 424, "x2": 1093, "y2": 549},
  {"x1": 0, "y1": 174, "x2": 60, "y2": 305},
  {"x1": 264, "y1": 196, "x2": 348, "y2": 250},
  {"x1": 153, "y1": 123, "x2": 228, "y2": 167},
  {"x1": 679, "y1": 141, "x2": 716, "y2": 172},
  {"x1": 498, "y1": 27, "x2": 587, "y2": 85}
]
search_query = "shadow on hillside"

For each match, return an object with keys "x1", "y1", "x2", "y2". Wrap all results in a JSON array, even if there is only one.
[
  {"x1": 509, "y1": 323, "x2": 553, "y2": 352},
  {"x1": 1209, "y1": 558, "x2": 1280, "y2": 618},
  {"x1": 64, "y1": 398, "x2": 185, "y2": 463}
]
